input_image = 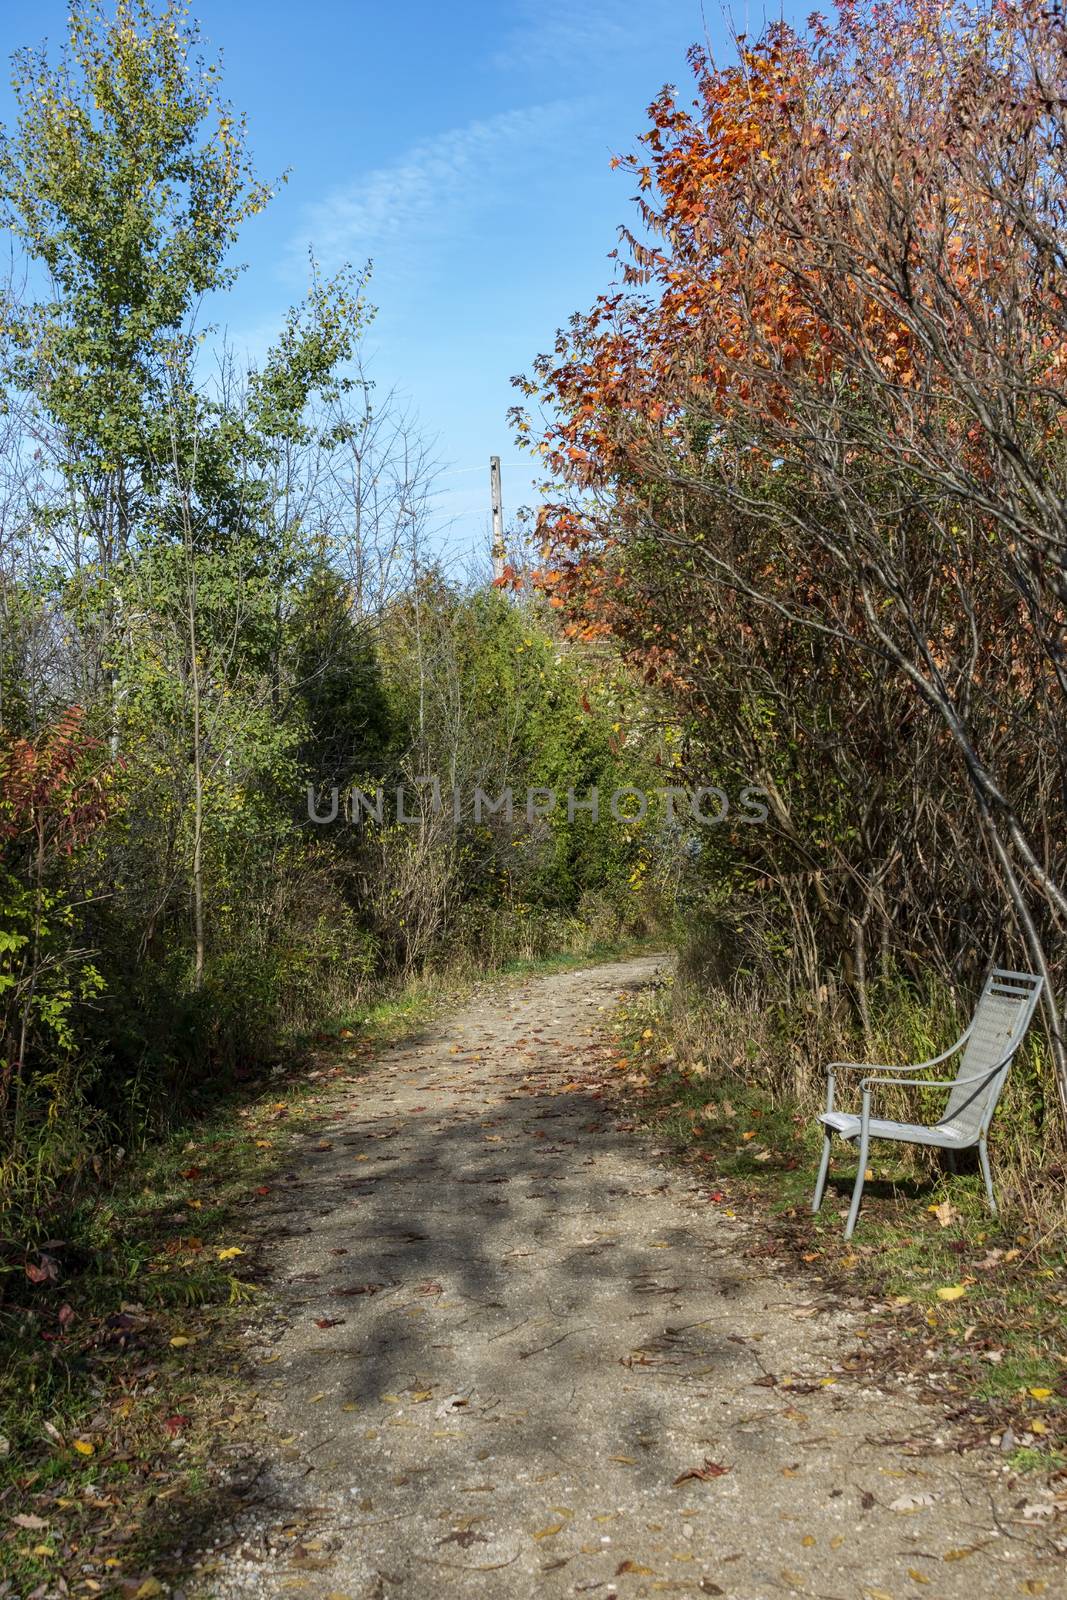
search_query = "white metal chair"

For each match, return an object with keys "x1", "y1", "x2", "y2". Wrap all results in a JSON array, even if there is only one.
[{"x1": 812, "y1": 968, "x2": 1044, "y2": 1239}]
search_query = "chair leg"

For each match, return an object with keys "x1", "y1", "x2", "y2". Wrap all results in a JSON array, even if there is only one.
[
  {"x1": 844, "y1": 1127, "x2": 869, "y2": 1240},
  {"x1": 978, "y1": 1137, "x2": 997, "y2": 1215},
  {"x1": 812, "y1": 1133, "x2": 832, "y2": 1214}
]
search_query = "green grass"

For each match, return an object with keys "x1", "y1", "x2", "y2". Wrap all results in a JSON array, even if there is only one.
[{"x1": 0, "y1": 1083, "x2": 307, "y2": 1595}]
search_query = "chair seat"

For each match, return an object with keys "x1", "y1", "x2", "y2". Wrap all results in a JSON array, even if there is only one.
[{"x1": 818, "y1": 1110, "x2": 973, "y2": 1148}]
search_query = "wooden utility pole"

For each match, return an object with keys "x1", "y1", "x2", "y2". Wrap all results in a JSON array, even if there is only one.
[{"x1": 490, "y1": 455, "x2": 505, "y2": 582}]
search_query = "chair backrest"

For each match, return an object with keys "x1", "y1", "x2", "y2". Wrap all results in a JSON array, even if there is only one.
[{"x1": 939, "y1": 968, "x2": 1044, "y2": 1141}]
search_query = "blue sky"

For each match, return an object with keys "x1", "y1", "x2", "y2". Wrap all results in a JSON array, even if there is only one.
[{"x1": 0, "y1": 2, "x2": 799, "y2": 561}]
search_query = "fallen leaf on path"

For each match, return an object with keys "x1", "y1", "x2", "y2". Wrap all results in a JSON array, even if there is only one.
[
  {"x1": 532, "y1": 1522, "x2": 565, "y2": 1539},
  {"x1": 435, "y1": 1394, "x2": 470, "y2": 1417},
  {"x1": 889, "y1": 1492, "x2": 936, "y2": 1513},
  {"x1": 315, "y1": 1317, "x2": 345, "y2": 1329},
  {"x1": 673, "y1": 1459, "x2": 729, "y2": 1484}
]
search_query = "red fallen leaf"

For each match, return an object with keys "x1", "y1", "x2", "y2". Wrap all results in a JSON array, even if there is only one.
[
  {"x1": 254, "y1": 1185, "x2": 270, "y2": 1196},
  {"x1": 164, "y1": 1414, "x2": 191, "y2": 1435},
  {"x1": 673, "y1": 1458, "x2": 730, "y2": 1484},
  {"x1": 181, "y1": 1165, "x2": 204, "y2": 1180},
  {"x1": 315, "y1": 1317, "x2": 345, "y2": 1329},
  {"x1": 707, "y1": 1191, "x2": 724, "y2": 1203},
  {"x1": 26, "y1": 1253, "x2": 60, "y2": 1284}
]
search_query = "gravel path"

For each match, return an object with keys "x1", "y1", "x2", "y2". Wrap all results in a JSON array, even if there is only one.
[{"x1": 188, "y1": 954, "x2": 1058, "y2": 1599}]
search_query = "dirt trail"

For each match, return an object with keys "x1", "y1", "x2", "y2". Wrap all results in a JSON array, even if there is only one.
[{"x1": 190, "y1": 955, "x2": 1057, "y2": 1599}]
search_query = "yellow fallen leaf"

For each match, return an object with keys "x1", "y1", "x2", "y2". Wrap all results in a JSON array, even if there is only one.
[
  {"x1": 609, "y1": 1454, "x2": 636, "y2": 1464},
  {"x1": 936, "y1": 1285, "x2": 967, "y2": 1302},
  {"x1": 32, "y1": 1545, "x2": 54, "y2": 1557},
  {"x1": 908, "y1": 1571, "x2": 930, "y2": 1585},
  {"x1": 863, "y1": 1590, "x2": 895, "y2": 1600},
  {"x1": 217, "y1": 1246, "x2": 244, "y2": 1261},
  {"x1": 1028, "y1": 1387, "x2": 1052, "y2": 1400},
  {"x1": 801, "y1": 1534, "x2": 816, "y2": 1547},
  {"x1": 943, "y1": 1547, "x2": 977, "y2": 1561},
  {"x1": 532, "y1": 1523, "x2": 565, "y2": 1540},
  {"x1": 830, "y1": 1535, "x2": 845, "y2": 1550},
  {"x1": 170, "y1": 1335, "x2": 192, "y2": 1347},
  {"x1": 134, "y1": 1583, "x2": 164, "y2": 1600},
  {"x1": 1018, "y1": 1582, "x2": 1047, "y2": 1596},
  {"x1": 617, "y1": 1560, "x2": 654, "y2": 1575},
  {"x1": 742, "y1": 1130, "x2": 757, "y2": 1140},
  {"x1": 72, "y1": 1439, "x2": 95, "y2": 1456}
]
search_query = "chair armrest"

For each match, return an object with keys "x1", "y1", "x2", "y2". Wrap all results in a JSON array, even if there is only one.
[
  {"x1": 826, "y1": 1060, "x2": 925, "y2": 1076},
  {"x1": 825, "y1": 1035, "x2": 969, "y2": 1078},
  {"x1": 860, "y1": 1060, "x2": 1011, "y2": 1092}
]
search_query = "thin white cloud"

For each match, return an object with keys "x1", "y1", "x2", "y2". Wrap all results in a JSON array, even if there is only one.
[
  {"x1": 492, "y1": 0, "x2": 710, "y2": 73},
  {"x1": 293, "y1": 100, "x2": 580, "y2": 276}
]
